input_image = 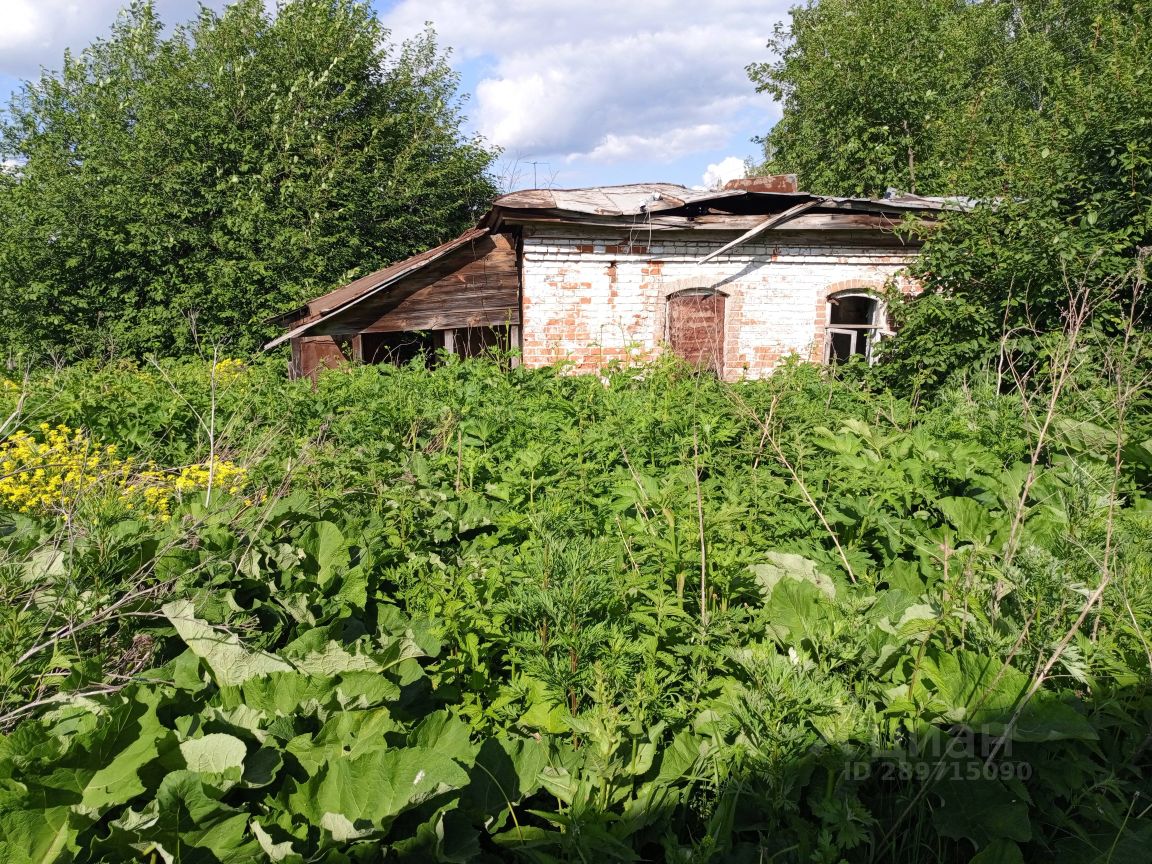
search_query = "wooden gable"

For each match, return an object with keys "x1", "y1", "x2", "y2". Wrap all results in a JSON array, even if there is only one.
[{"x1": 305, "y1": 232, "x2": 519, "y2": 337}]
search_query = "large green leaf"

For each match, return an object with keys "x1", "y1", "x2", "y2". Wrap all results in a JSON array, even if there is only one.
[
  {"x1": 749, "y1": 551, "x2": 837, "y2": 599},
  {"x1": 933, "y1": 778, "x2": 1032, "y2": 846},
  {"x1": 299, "y1": 520, "x2": 350, "y2": 587},
  {"x1": 287, "y1": 746, "x2": 471, "y2": 828},
  {"x1": 164, "y1": 600, "x2": 292, "y2": 685},
  {"x1": 180, "y1": 733, "x2": 247, "y2": 775},
  {"x1": 764, "y1": 577, "x2": 833, "y2": 646},
  {"x1": 970, "y1": 839, "x2": 1025, "y2": 864},
  {"x1": 920, "y1": 651, "x2": 1096, "y2": 741},
  {"x1": 459, "y1": 738, "x2": 548, "y2": 821},
  {"x1": 0, "y1": 807, "x2": 78, "y2": 864},
  {"x1": 19, "y1": 690, "x2": 171, "y2": 817},
  {"x1": 98, "y1": 772, "x2": 257, "y2": 863}
]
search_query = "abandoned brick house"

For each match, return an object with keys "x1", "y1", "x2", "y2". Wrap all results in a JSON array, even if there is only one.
[{"x1": 266, "y1": 176, "x2": 960, "y2": 381}]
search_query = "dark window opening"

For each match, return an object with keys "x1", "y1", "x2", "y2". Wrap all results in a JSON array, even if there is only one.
[
  {"x1": 360, "y1": 331, "x2": 435, "y2": 366},
  {"x1": 449, "y1": 326, "x2": 512, "y2": 359},
  {"x1": 358, "y1": 326, "x2": 515, "y2": 368},
  {"x1": 830, "y1": 295, "x2": 877, "y2": 326},
  {"x1": 825, "y1": 294, "x2": 881, "y2": 364}
]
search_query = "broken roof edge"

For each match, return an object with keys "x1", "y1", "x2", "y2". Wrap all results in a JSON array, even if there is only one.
[
  {"x1": 265, "y1": 182, "x2": 974, "y2": 350},
  {"x1": 492, "y1": 183, "x2": 972, "y2": 220},
  {"x1": 263, "y1": 226, "x2": 490, "y2": 350}
]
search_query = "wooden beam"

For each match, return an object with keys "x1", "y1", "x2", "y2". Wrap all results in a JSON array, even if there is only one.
[
  {"x1": 695, "y1": 199, "x2": 824, "y2": 264},
  {"x1": 509, "y1": 324, "x2": 521, "y2": 368}
]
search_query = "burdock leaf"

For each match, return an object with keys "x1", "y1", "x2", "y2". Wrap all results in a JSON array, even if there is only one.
[{"x1": 163, "y1": 600, "x2": 292, "y2": 685}]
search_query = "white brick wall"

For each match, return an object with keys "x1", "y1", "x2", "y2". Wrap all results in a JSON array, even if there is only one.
[{"x1": 520, "y1": 226, "x2": 918, "y2": 380}]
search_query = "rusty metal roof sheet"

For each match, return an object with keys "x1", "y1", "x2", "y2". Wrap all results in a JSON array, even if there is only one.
[
  {"x1": 491, "y1": 183, "x2": 970, "y2": 219},
  {"x1": 493, "y1": 183, "x2": 699, "y2": 216}
]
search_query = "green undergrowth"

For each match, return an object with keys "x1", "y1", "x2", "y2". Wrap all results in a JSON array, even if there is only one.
[{"x1": 0, "y1": 353, "x2": 1149, "y2": 863}]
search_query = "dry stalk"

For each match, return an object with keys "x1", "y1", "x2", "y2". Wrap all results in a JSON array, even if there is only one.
[
  {"x1": 618, "y1": 445, "x2": 652, "y2": 524},
  {"x1": 1002, "y1": 276, "x2": 1097, "y2": 567},
  {"x1": 987, "y1": 262, "x2": 1148, "y2": 763},
  {"x1": 692, "y1": 429, "x2": 709, "y2": 627},
  {"x1": 758, "y1": 394, "x2": 857, "y2": 584}
]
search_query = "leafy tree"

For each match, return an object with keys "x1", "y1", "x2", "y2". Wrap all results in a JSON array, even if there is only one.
[
  {"x1": 0, "y1": 0, "x2": 497, "y2": 359},
  {"x1": 876, "y1": 1, "x2": 1152, "y2": 390},
  {"x1": 749, "y1": 0, "x2": 1025, "y2": 197},
  {"x1": 753, "y1": 0, "x2": 1152, "y2": 390}
]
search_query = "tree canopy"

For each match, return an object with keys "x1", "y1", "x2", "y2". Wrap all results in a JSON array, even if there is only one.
[
  {"x1": 752, "y1": 0, "x2": 1152, "y2": 391},
  {"x1": 0, "y1": 0, "x2": 498, "y2": 360}
]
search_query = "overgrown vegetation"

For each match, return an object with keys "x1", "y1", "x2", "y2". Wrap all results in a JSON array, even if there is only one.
[
  {"x1": 754, "y1": 0, "x2": 1152, "y2": 393},
  {"x1": 0, "y1": 0, "x2": 1148, "y2": 860},
  {"x1": 0, "y1": 329, "x2": 1148, "y2": 861},
  {"x1": 0, "y1": 0, "x2": 497, "y2": 359}
]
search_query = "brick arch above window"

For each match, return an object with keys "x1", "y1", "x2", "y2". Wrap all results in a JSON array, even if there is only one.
[
  {"x1": 821, "y1": 278, "x2": 886, "y2": 299},
  {"x1": 655, "y1": 276, "x2": 732, "y2": 300}
]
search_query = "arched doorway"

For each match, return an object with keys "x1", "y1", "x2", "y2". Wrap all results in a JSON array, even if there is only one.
[
  {"x1": 825, "y1": 292, "x2": 884, "y2": 363},
  {"x1": 666, "y1": 289, "x2": 726, "y2": 375}
]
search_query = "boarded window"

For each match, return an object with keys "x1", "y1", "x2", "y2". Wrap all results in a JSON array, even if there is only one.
[{"x1": 667, "y1": 290, "x2": 725, "y2": 375}]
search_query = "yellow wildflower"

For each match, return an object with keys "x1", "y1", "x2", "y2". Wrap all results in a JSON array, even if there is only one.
[{"x1": 0, "y1": 425, "x2": 248, "y2": 518}]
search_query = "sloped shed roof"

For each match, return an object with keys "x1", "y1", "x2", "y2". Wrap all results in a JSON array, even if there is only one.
[{"x1": 265, "y1": 227, "x2": 489, "y2": 347}]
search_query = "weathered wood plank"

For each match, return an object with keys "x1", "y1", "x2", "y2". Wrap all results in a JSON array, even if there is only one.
[{"x1": 308, "y1": 232, "x2": 520, "y2": 336}]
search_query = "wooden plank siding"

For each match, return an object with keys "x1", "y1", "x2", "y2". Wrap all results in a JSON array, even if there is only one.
[{"x1": 305, "y1": 233, "x2": 519, "y2": 337}]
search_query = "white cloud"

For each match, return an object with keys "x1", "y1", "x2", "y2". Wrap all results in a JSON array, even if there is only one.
[
  {"x1": 702, "y1": 155, "x2": 747, "y2": 190},
  {"x1": 0, "y1": 0, "x2": 788, "y2": 184},
  {"x1": 382, "y1": 0, "x2": 787, "y2": 170},
  {"x1": 581, "y1": 125, "x2": 729, "y2": 166},
  {"x1": 0, "y1": 0, "x2": 232, "y2": 79}
]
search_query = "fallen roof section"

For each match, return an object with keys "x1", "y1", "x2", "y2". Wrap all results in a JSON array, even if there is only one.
[{"x1": 489, "y1": 182, "x2": 974, "y2": 221}]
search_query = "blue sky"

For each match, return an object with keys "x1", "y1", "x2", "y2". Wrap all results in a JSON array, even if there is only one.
[{"x1": 0, "y1": 0, "x2": 788, "y2": 189}]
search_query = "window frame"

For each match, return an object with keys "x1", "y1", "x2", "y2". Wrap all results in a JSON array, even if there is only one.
[{"x1": 824, "y1": 291, "x2": 887, "y2": 365}]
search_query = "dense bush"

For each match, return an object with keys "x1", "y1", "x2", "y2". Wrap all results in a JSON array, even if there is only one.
[
  {"x1": 0, "y1": 0, "x2": 496, "y2": 359},
  {"x1": 0, "y1": 354, "x2": 1149, "y2": 862}
]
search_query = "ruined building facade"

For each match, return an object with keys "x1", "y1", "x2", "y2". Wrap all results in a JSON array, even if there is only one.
[{"x1": 268, "y1": 178, "x2": 958, "y2": 380}]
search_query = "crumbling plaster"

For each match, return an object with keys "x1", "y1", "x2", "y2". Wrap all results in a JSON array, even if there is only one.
[{"x1": 519, "y1": 226, "x2": 917, "y2": 380}]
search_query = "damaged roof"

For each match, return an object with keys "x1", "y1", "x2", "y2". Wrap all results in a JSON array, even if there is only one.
[
  {"x1": 266, "y1": 179, "x2": 969, "y2": 351},
  {"x1": 486, "y1": 181, "x2": 973, "y2": 220},
  {"x1": 265, "y1": 226, "x2": 490, "y2": 348},
  {"x1": 489, "y1": 184, "x2": 739, "y2": 216}
]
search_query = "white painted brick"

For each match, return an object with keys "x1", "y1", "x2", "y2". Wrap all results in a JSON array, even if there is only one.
[{"x1": 520, "y1": 228, "x2": 916, "y2": 379}]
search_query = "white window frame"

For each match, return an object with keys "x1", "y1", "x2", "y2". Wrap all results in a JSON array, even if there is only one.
[{"x1": 824, "y1": 292, "x2": 887, "y2": 365}]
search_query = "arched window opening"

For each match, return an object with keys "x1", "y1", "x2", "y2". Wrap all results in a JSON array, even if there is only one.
[
  {"x1": 666, "y1": 289, "x2": 726, "y2": 375},
  {"x1": 825, "y1": 292, "x2": 884, "y2": 364}
]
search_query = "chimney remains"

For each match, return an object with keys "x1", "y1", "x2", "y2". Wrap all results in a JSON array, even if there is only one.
[{"x1": 723, "y1": 174, "x2": 800, "y2": 194}]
